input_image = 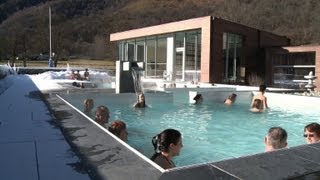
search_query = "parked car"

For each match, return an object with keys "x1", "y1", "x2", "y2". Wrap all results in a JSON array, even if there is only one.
[{"x1": 38, "y1": 53, "x2": 50, "y2": 60}]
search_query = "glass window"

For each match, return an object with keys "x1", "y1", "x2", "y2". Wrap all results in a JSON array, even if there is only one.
[
  {"x1": 116, "y1": 30, "x2": 202, "y2": 80},
  {"x1": 156, "y1": 37, "x2": 167, "y2": 77},
  {"x1": 223, "y1": 32, "x2": 244, "y2": 83},
  {"x1": 117, "y1": 41, "x2": 125, "y2": 61},
  {"x1": 136, "y1": 39, "x2": 145, "y2": 62},
  {"x1": 127, "y1": 40, "x2": 135, "y2": 61},
  {"x1": 185, "y1": 30, "x2": 201, "y2": 82},
  {"x1": 273, "y1": 52, "x2": 316, "y2": 89},
  {"x1": 175, "y1": 32, "x2": 185, "y2": 48},
  {"x1": 196, "y1": 33, "x2": 201, "y2": 71},
  {"x1": 146, "y1": 37, "x2": 156, "y2": 77}
]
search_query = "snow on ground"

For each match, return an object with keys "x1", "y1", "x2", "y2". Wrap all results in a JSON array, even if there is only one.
[
  {"x1": 28, "y1": 70, "x2": 114, "y2": 90},
  {"x1": 0, "y1": 65, "x2": 115, "y2": 92}
]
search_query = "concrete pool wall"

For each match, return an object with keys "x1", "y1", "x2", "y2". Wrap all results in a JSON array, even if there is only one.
[
  {"x1": 266, "y1": 92, "x2": 320, "y2": 111},
  {"x1": 43, "y1": 89, "x2": 320, "y2": 179}
]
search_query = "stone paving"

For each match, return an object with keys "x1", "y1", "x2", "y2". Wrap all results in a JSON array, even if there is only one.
[{"x1": 0, "y1": 76, "x2": 90, "y2": 180}]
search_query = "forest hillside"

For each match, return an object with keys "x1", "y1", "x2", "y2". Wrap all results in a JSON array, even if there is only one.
[{"x1": 0, "y1": 0, "x2": 319, "y2": 61}]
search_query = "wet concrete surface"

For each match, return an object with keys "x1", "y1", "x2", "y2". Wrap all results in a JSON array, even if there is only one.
[{"x1": 0, "y1": 77, "x2": 90, "y2": 180}]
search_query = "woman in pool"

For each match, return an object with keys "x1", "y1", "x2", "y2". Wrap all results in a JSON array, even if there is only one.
[
  {"x1": 133, "y1": 93, "x2": 146, "y2": 108},
  {"x1": 304, "y1": 123, "x2": 320, "y2": 144},
  {"x1": 95, "y1": 105, "x2": 110, "y2": 127},
  {"x1": 83, "y1": 98, "x2": 94, "y2": 113},
  {"x1": 250, "y1": 99, "x2": 264, "y2": 112},
  {"x1": 150, "y1": 129, "x2": 183, "y2": 169}
]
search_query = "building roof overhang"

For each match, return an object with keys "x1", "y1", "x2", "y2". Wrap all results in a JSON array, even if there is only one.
[{"x1": 110, "y1": 16, "x2": 212, "y2": 41}]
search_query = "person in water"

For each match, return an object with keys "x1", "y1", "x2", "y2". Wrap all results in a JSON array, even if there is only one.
[
  {"x1": 94, "y1": 105, "x2": 110, "y2": 127},
  {"x1": 264, "y1": 127, "x2": 288, "y2": 152},
  {"x1": 251, "y1": 84, "x2": 268, "y2": 110},
  {"x1": 84, "y1": 68, "x2": 90, "y2": 80},
  {"x1": 250, "y1": 99, "x2": 264, "y2": 112},
  {"x1": 133, "y1": 93, "x2": 146, "y2": 108},
  {"x1": 150, "y1": 129, "x2": 183, "y2": 169},
  {"x1": 224, "y1": 93, "x2": 237, "y2": 106},
  {"x1": 304, "y1": 122, "x2": 320, "y2": 144},
  {"x1": 108, "y1": 120, "x2": 128, "y2": 142},
  {"x1": 193, "y1": 94, "x2": 203, "y2": 104},
  {"x1": 83, "y1": 98, "x2": 94, "y2": 114}
]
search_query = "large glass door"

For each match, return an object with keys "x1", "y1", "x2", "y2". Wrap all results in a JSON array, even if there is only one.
[{"x1": 223, "y1": 33, "x2": 243, "y2": 83}]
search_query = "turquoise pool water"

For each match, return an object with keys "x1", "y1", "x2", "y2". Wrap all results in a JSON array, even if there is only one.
[{"x1": 60, "y1": 91, "x2": 319, "y2": 167}]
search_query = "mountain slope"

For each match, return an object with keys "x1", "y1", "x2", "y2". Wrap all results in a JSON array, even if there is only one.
[{"x1": 0, "y1": 0, "x2": 319, "y2": 61}]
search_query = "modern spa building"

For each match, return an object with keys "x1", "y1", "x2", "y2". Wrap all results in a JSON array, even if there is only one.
[{"x1": 110, "y1": 16, "x2": 320, "y2": 90}]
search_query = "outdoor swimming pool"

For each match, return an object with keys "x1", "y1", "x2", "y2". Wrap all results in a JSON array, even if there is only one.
[{"x1": 60, "y1": 90, "x2": 320, "y2": 167}]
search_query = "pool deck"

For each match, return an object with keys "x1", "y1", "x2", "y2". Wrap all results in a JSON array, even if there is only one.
[
  {"x1": 1, "y1": 75, "x2": 320, "y2": 179},
  {"x1": 0, "y1": 76, "x2": 90, "y2": 180}
]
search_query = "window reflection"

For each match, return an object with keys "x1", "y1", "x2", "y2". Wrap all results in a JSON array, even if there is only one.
[
  {"x1": 116, "y1": 30, "x2": 201, "y2": 81},
  {"x1": 223, "y1": 33, "x2": 244, "y2": 83}
]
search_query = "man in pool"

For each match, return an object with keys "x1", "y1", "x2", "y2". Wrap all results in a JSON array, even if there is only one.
[
  {"x1": 108, "y1": 120, "x2": 128, "y2": 142},
  {"x1": 264, "y1": 127, "x2": 288, "y2": 152},
  {"x1": 251, "y1": 84, "x2": 268, "y2": 110},
  {"x1": 193, "y1": 94, "x2": 203, "y2": 104}
]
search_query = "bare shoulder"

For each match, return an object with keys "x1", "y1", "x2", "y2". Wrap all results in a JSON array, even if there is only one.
[
  {"x1": 254, "y1": 93, "x2": 266, "y2": 100},
  {"x1": 262, "y1": 95, "x2": 267, "y2": 100}
]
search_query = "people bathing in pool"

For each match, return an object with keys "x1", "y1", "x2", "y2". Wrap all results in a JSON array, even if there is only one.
[
  {"x1": 95, "y1": 105, "x2": 110, "y2": 127},
  {"x1": 224, "y1": 93, "x2": 237, "y2": 106},
  {"x1": 251, "y1": 84, "x2": 268, "y2": 110},
  {"x1": 250, "y1": 99, "x2": 264, "y2": 112},
  {"x1": 151, "y1": 129, "x2": 183, "y2": 169},
  {"x1": 264, "y1": 127, "x2": 288, "y2": 152},
  {"x1": 133, "y1": 93, "x2": 146, "y2": 108},
  {"x1": 83, "y1": 98, "x2": 94, "y2": 115},
  {"x1": 304, "y1": 123, "x2": 320, "y2": 144},
  {"x1": 83, "y1": 68, "x2": 90, "y2": 80},
  {"x1": 70, "y1": 70, "x2": 76, "y2": 79},
  {"x1": 108, "y1": 120, "x2": 128, "y2": 142},
  {"x1": 74, "y1": 70, "x2": 82, "y2": 80},
  {"x1": 193, "y1": 94, "x2": 203, "y2": 104}
]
